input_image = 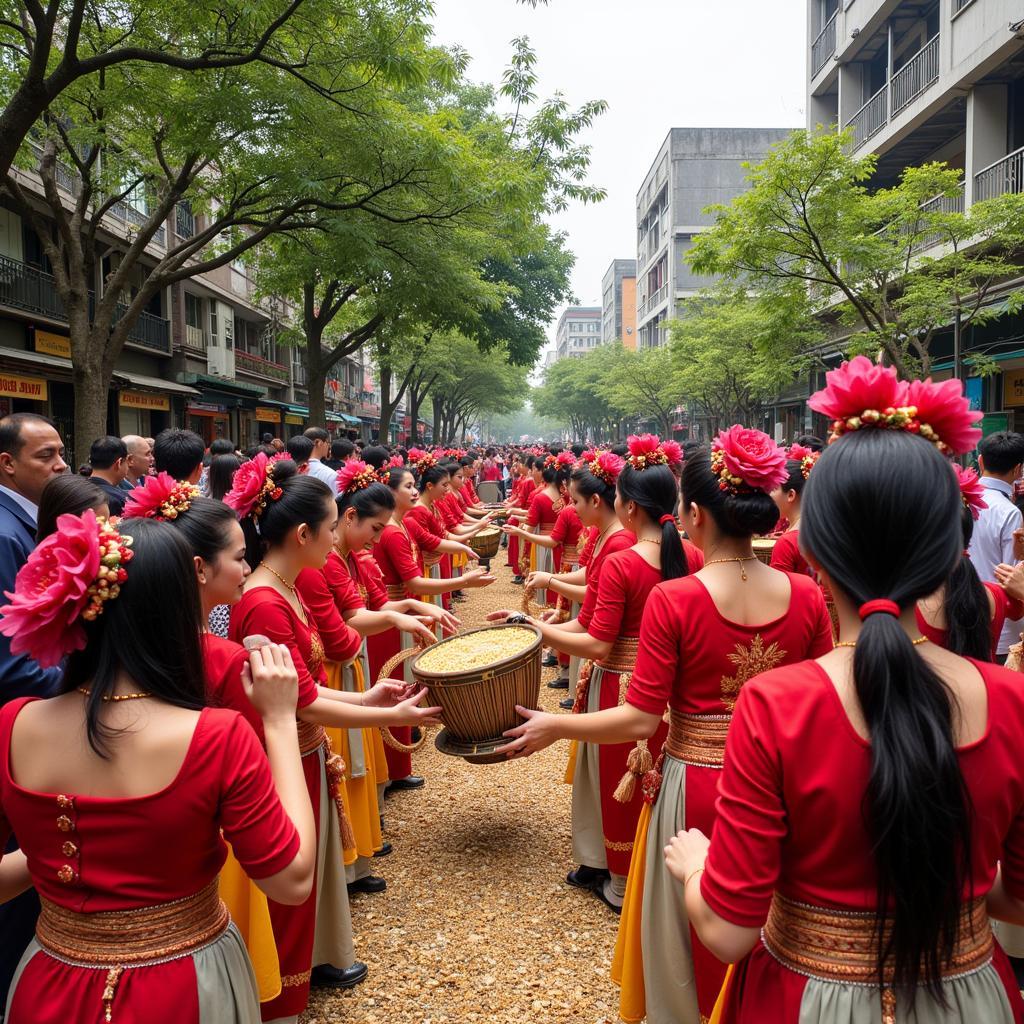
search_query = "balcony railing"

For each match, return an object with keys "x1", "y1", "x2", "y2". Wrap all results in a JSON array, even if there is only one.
[
  {"x1": 974, "y1": 146, "x2": 1024, "y2": 203},
  {"x1": 846, "y1": 84, "x2": 888, "y2": 149},
  {"x1": 891, "y1": 35, "x2": 940, "y2": 117},
  {"x1": 954, "y1": 0, "x2": 975, "y2": 11},
  {"x1": 638, "y1": 282, "x2": 669, "y2": 321},
  {"x1": 176, "y1": 203, "x2": 196, "y2": 239},
  {"x1": 108, "y1": 199, "x2": 165, "y2": 246},
  {"x1": 811, "y1": 12, "x2": 838, "y2": 77},
  {"x1": 235, "y1": 348, "x2": 290, "y2": 383},
  {"x1": 113, "y1": 305, "x2": 171, "y2": 354}
]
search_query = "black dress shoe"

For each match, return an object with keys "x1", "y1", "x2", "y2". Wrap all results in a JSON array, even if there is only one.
[
  {"x1": 311, "y1": 962, "x2": 369, "y2": 988},
  {"x1": 566, "y1": 865, "x2": 609, "y2": 891},
  {"x1": 347, "y1": 875, "x2": 387, "y2": 896},
  {"x1": 542, "y1": 652, "x2": 559, "y2": 667},
  {"x1": 386, "y1": 775, "x2": 425, "y2": 793},
  {"x1": 547, "y1": 676, "x2": 570, "y2": 690},
  {"x1": 592, "y1": 882, "x2": 623, "y2": 916},
  {"x1": 373, "y1": 841, "x2": 393, "y2": 858},
  {"x1": 559, "y1": 697, "x2": 575, "y2": 710},
  {"x1": 511, "y1": 575, "x2": 524, "y2": 585}
]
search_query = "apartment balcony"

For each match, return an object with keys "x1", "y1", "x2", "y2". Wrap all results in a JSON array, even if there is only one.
[
  {"x1": 974, "y1": 146, "x2": 1024, "y2": 204},
  {"x1": 176, "y1": 203, "x2": 196, "y2": 240},
  {"x1": 108, "y1": 199, "x2": 166, "y2": 246},
  {"x1": 235, "y1": 348, "x2": 290, "y2": 383},
  {"x1": 811, "y1": 11, "x2": 838, "y2": 78},
  {"x1": 638, "y1": 283, "x2": 669, "y2": 322},
  {"x1": 847, "y1": 86, "x2": 889, "y2": 149},
  {"x1": 891, "y1": 35, "x2": 940, "y2": 118},
  {"x1": 0, "y1": 255, "x2": 170, "y2": 354}
]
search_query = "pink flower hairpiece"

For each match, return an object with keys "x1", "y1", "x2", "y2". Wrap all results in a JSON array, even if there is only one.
[
  {"x1": 660, "y1": 440, "x2": 683, "y2": 469},
  {"x1": 787, "y1": 443, "x2": 820, "y2": 480},
  {"x1": 711, "y1": 425, "x2": 790, "y2": 495},
  {"x1": 0, "y1": 510, "x2": 134, "y2": 667},
  {"x1": 807, "y1": 356, "x2": 982, "y2": 456},
  {"x1": 224, "y1": 452, "x2": 283, "y2": 521},
  {"x1": 122, "y1": 472, "x2": 200, "y2": 521},
  {"x1": 953, "y1": 464, "x2": 987, "y2": 520},
  {"x1": 555, "y1": 451, "x2": 576, "y2": 470},
  {"x1": 588, "y1": 450, "x2": 625, "y2": 486},
  {"x1": 338, "y1": 459, "x2": 379, "y2": 495},
  {"x1": 407, "y1": 447, "x2": 436, "y2": 473},
  {"x1": 626, "y1": 434, "x2": 669, "y2": 470}
]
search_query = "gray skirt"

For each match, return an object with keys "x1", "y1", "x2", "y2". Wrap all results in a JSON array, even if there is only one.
[
  {"x1": 570, "y1": 663, "x2": 608, "y2": 871},
  {"x1": 6, "y1": 922, "x2": 260, "y2": 1023}
]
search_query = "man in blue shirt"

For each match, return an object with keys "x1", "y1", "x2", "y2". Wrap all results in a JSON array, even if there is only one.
[
  {"x1": 968, "y1": 430, "x2": 1024, "y2": 661},
  {"x1": 0, "y1": 412, "x2": 67, "y2": 1015}
]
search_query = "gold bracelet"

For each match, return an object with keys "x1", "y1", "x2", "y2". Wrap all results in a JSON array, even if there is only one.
[{"x1": 684, "y1": 867, "x2": 705, "y2": 889}]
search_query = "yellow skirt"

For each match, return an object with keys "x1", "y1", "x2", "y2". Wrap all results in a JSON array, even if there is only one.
[
  {"x1": 611, "y1": 803, "x2": 651, "y2": 1023},
  {"x1": 324, "y1": 656, "x2": 384, "y2": 864},
  {"x1": 218, "y1": 843, "x2": 282, "y2": 1004}
]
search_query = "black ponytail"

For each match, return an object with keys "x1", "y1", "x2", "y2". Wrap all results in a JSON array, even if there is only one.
[
  {"x1": 617, "y1": 464, "x2": 686, "y2": 581},
  {"x1": 681, "y1": 446, "x2": 779, "y2": 537},
  {"x1": 338, "y1": 481, "x2": 395, "y2": 519},
  {"x1": 942, "y1": 505, "x2": 991, "y2": 661},
  {"x1": 801, "y1": 429, "x2": 971, "y2": 1001}
]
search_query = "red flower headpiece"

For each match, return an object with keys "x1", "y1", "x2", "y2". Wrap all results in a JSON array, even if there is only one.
[
  {"x1": 376, "y1": 454, "x2": 405, "y2": 484},
  {"x1": 711, "y1": 425, "x2": 789, "y2": 494},
  {"x1": 224, "y1": 452, "x2": 284, "y2": 521},
  {"x1": 543, "y1": 453, "x2": 559, "y2": 470},
  {"x1": 954, "y1": 464, "x2": 988, "y2": 520},
  {"x1": 580, "y1": 448, "x2": 597, "y2": 464},
  {"x1": 445, "y1": 447, "x2": 467, "y2": 460},
  {"x1": 661, "y1": 440, "x2": 683, "y2": 469},
  {"x1": 626, "y1": 434, "x2": 679, "y2": 472},
  {"x1": 555, "y1": 451, "x2": 576, "y2": 470},
  {"x1": 122, "y1": 472, "x2": 200, "y2": 521},
  {"x1": 338, "y1": 459, "x2": 378, "y2": 495},
  {"x1": 807, "y1": 356, "x2": 982, "y2": 456},
  {"x1": 407, "y1": 447, "x2": 436, "y2": 473},
  {"x1": 588, "y1": 450, "x2": 625, "y2": 487},
  {"x1": 0, "y1": 510, "x2": 134, "y2": 667},
  {"x1": 787, "y1": 443, "x2": 819, "y2": 480}
]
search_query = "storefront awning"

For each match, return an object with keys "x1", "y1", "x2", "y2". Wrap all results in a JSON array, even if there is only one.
[
  {"x1": 114, "y1": 371, "x2": 199, "y2": 397},
  {"x1": 183, "y1": 373, "x2": 267, "y2": 398},
  {"x1": 0, "y1": 347, "x2": 73, "y2": 376},
  {"x1": 328, "y1": 412, "x2": 361, "y2": 425},
  {"x1": 286, "y1": 404, "x2": 309, "y2": 417}
]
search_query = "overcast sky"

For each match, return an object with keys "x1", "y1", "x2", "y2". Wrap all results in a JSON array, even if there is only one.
[{"x1": 429, "y1": 0, "x2": 808, "y2": 356}]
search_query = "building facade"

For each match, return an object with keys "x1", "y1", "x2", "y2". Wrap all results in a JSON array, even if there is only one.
[
  {"x1": 555, "y1": 306, "x2": 603, "y2": 359},
  {"x1": 634, "y1": 127, "x2": 793, "y2": 349},
  {"x1": 801, "y1": 0, "x2": 1024, "y2": 437},
  {"x1": 601, "y1": 259, "x2": 638, "y2": 347}
]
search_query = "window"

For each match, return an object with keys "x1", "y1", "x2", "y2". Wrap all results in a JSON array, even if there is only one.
[{"x1": 185, "y1": 293, "x2": 202, "y2": 329}]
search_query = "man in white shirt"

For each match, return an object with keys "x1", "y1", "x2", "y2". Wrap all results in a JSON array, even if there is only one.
[
  {"x1": 967, "y1": 430, "x2": 1024, "y2": 660},
  {"x1": 302, "y1": 427, "x2": 339, "y2": 493}
]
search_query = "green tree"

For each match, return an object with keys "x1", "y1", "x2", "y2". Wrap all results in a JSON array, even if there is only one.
[
  {"x1": 532, "y1": 350, "x2": 624, "y2": 442},
  {"x1": 688, "y1": 127, "x2": 1024, "y2": 378},
  {"x1": 596, "y1": 345, "x2": 686, "y2": 438}
]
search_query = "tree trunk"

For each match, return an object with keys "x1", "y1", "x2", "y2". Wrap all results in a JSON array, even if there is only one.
[
  {"x1": 431, "y1": 396, "x2": 442, "y2": 444},
  {"x1": 305, "y1": 323, "x2": 328, "y2": 429},
  {"x1": 378, "y1": 364, "x2": 395, "y2": 445}
]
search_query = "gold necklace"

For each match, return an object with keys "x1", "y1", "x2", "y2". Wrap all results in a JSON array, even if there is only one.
[
  {"x1": 77, "y1": 687, "x2": 152, "y2": 702},
  {"x1": 637, "y1": 536, "x2": 662, "y2": 546},
  {"x1": 836, "y1": 637, "x2": 930, "y2": 648},
  {"x1": 259, "y1": 561, "x2": 297, "y2": 595},
  {"x1": 703, "y1": 555, "x2": 758, "y2": 581}
]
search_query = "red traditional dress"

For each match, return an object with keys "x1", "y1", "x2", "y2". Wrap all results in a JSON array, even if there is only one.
[
  {"x1": 506, "y1": 477, "x2": 535, "y2": 572},
  {"x1": 405, "y1": 504, "x2": 448, "y2": 609},
  {"x1": 525, "y1": 489, "x2": 561, "y2": 604},
  {"x1": 575, "y1": 544, "x2": 704, "y2": 880},
  {"x1": 915, "y1": 582, "x2": 1024, "y2": 660},
  {"x1": 296, "y1": 560, "x2": 385, "y2": 872},
  {"x1": 550, "y1": 506, "x2": 584, "y2": 669},
  {"x1": 612, "y1": 573, "x2": 834, "y2": 1024},
  {"x1": 229, "y1": 587, "x2": 355, "y2": 1022},
  {"x1": 0, "y1": 699, "x2": 298, "y2": 1024},
  {"x1": 768, "y1": 529, "x2": 811, "y2": 577},
  {"x1": 436, "y1": 493, "x2": 465, "y2": 590},
  {"x1": 708, "y1": 659, "x2": 1024, "y2": 1024},
  {"x1": 371, "y1": 524, "x2": 423, "y2": 780}
]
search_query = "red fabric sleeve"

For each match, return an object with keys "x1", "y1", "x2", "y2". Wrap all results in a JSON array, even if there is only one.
[
  {"x1": 406, "y1": 507, "x2": 444, "y2": 552},
  {"x1": 683, "y1": 539, "x2": 704, "y2": 573},
  {"x1": 550, "y1": 508, "x2": 571, "y2": 545},
  {"x1": 295, "y1": 568, "x2": 362, "y2": 663},
  {"x1": 0, "y1": 699, "x2": 29, "y2": 852},
  {"x1": 795, "y1": 575, "x2": 835, "y2": 657},
  {"x1": 355, "y1": 553, "x2": 389, "y2": 611},
  {"x1": 624, "y1": 583, "x2": 680, "y2": 715},
  {"x1": 769, "y1": 532, "x2": 801, "y2": 573},
  {"x1": 455, "y1": 488, "x2": 469, "y2": 511},
  {"x1": 379, "y1": 528, "x2": 421, "y2": 585},
  {"x1": 438, "y1": 496, "x2": 461, "y2": 530},
  {"x1": 588, "y1": 551, "x2": 630, "y2": 644},
  {"x1": 321, "y1": 555, "x2": 364, "y2": 613},
  {"x1": 466, "y1": 481, "x2": 479, "y2": 504},
  {"x1": 216, "y1": 712, "x2": 301, "y2": 880},
  {"x1": 526, "y1": 492, "x2": 545, "y2": 528},
  {"x1": 701, "y1": 679, "x2": 787, "y2": 927},
  {"x1": 229, "y1": 593, "x2": 320, "y2": 709},
  {"x1": 987, "y1": 581, "x2": 1024, "y2": 636}
]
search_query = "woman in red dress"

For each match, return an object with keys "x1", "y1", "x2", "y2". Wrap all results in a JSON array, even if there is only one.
[
  {"x1": 506, "y1": 456, "x2": 537, "y2": 583},
  {"x1": 224, "y1": 456, "x2": 440, "y2": 1022},
  {"x1": 372, "y1": 465, "x2": 494, "y2": 784},
  {"x1": 768, "y1": 444, "x2": 817, "y2": 576},
  {"x1": 501, "y1": 429, "x2": 833, "y2": 1024},
  {"x1": 668, "y1": 358, "x2": 1024, "y2": 1024},
  {"x1": 0, "y1": 514, "x2": 315, "y2": 1024}
]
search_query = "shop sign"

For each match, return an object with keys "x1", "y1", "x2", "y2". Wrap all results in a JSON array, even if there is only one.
[
  {"x1": 285, "y1": 414, "x2": 304, "y2": 425},
  {"x1": 256, "y1": 407, "x2": 282, "y2": 423},
  {"x1": 120, "y1": 390, "x2": 169, "y2": 411},
  {"x1": 1004, "y1": 370, "x2": 1024, "y2": 408},
  {"x1": 187, "y1": 402, "x2": 227, "y2": 414},
  {"x1": 0, "y1": 373, "x2": 47, "y2": 401},
  {"x1": 34, "y1": 330, "x2": 71, "y2": 359}
]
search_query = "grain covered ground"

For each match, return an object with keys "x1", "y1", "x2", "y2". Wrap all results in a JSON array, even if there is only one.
[{"x1": 304, "y1": 553, "x2": 622, "y2": 1024}]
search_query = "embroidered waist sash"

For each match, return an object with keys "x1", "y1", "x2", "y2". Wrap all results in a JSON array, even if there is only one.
[
  {"x1": 37, "y1": 880, "x2": 229, "y2": 1020},
  {"x1": 664, "y1": 710, "x2": 731, "y2": 769}
]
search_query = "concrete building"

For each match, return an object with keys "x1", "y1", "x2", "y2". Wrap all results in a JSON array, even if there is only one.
[
  {"x1": 803, "y1": 0, "x2": 1024, "y2": 433},
  {"x1": 635, "y1": 127, "x2": 793, "y2": 349},
  {"x1": 555, "y1": 306, "x2": 603, "y2": 359},
  {"x1": 601, "y1": 259, "x2": 638, "y2": 347}
]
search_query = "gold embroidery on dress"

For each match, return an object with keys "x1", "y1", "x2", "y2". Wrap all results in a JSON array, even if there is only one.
[
  {"x1": 720, "y1": 634, "x2": 786, "y2": 711},
  {"x1": 280, "y1": 970, "x2": 312, "y2": 987},
  {"x1": 604, "y1": 838, "x2": 634, "y2": 852},
  {"x1": 309, "y1": 630, "x2": 325, "y2": 674}
]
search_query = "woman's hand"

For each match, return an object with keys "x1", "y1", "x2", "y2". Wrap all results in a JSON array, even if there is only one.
[
  {"x1": 463, "y1": 568, "x2": 496, "y2": 589},
  {"x1": 501, "y1": 524, "x2": 523, "y2": 538},
  {"x1": 664, "y1": 828, "x2": 711, "y2": 886},
  {"x1": 995, "y1": 561, "x2": 1024, "y2": 602},
  {"x1": 539, "y1": 608, "x2": 558, "y2": 623},
  {"x1": 242, "y1": 642, "x2": 299, "y2": 723},
  {"x1": 388, "y1": 687, "x2": 444, "y2": 727},
  {"x1": 525, "y1": 571, "x2": 551, "y2": 591},
  {"x1": 391, "y1": 612, "x2": 438, "y2": 647},
  {"x1": 362, "y1": 680, "x2": 412, "y2": 708},
  {"x1": 496, "y1": 706, "x2": 560, "y2": 759},
  {"x1": 410, "y1": 601, "x2": 460, "y2": 633}
]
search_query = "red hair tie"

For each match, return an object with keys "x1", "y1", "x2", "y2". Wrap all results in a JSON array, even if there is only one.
[
  {"x1": 659, "y1": 514, "x2": 675, "y2": 526},
  {"x1": 859, "y1": 599, "x2": 900, "y2": 620}
]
